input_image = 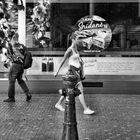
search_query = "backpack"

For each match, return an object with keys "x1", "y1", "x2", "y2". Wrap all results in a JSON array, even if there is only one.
[{"x1": 23, "y1": 51, "x2": 33, "y2": 69}]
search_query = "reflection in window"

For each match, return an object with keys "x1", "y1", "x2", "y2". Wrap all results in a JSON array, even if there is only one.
[
  {"x1": 26, "y1": 2, "x2": 140, "y2": 52},
  {"x1": 95, "y1": 3, "x2": 140, "y2": 51},
  {"x1": 26, "y1": 0, "x2": 50, "y2": 49}
]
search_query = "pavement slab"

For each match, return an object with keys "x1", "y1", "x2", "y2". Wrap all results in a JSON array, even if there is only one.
[{"x1": 0, "y1": 93, "x2": 140, "y2": 140}]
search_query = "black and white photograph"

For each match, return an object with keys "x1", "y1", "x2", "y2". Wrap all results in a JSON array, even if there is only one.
[{"x1": 0, "y1": 0, "x2": 140, "y2": 140}]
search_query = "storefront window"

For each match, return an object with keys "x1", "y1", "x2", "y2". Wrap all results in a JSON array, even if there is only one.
[
  {"x1": 26, "y1": 1, "x2": 140, "y2": 52},
  {"x1": 25, "y1": 1, "x2": 140, "y2": 79},
  {"x1": 1, "y1": 0, "x2": 140, "y2": 79},
  {"x1": 26, "y1": 1, "x2": 89, "y2": 51}
]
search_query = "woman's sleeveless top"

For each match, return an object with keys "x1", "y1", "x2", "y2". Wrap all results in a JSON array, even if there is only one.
[{"x1": 69, "y1": 47, "x2": 81, "y2": 68}]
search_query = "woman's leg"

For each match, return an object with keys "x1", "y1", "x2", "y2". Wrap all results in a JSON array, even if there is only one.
[
  {"x1": 77, "y1": 82, "x2": 95, "y2": 115},
  {"x1": 55, "y1": 95, "x2": 65, "y2": 106},
  {"x1": 78, "y1": 90, "x2": 88, "y2": 110},
  {"x1": 55, "y1": 89, "x2": 65, "y2": 111}
]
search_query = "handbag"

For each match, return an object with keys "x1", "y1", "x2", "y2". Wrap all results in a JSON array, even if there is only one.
[{"x1": 79, "y1": 57, "x2": 85, "y2": 80}]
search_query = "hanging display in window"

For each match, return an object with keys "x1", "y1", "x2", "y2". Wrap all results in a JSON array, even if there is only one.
[
  {"x1": 75, "y1": 15, "x2": 112, "y2": 53},
  {"x1": 26, "y1": 0, "x2": 50, "y2": 48}
]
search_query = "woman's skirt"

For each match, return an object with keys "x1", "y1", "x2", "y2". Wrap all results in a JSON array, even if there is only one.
[{"x1": 69, "y1": 65, "x2": 84, "y2": 92}]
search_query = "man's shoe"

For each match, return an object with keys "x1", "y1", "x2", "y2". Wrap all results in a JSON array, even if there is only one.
[
  {"x1": 26, "y1": 95, "x2": 32, "y2": 101},
  {"x1": 55, "y1": 104, "x2": 65, "y2": 112},
  {"x1": 3, "y1": 98, "x2": 15, "y2": 102},
  {"x1": 83, "y1": 107, "x2": 95, "y2": 115}
]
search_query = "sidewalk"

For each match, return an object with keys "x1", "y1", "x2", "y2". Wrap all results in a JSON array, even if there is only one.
[{"x1": 0, "y1": 93, "x2": 140, "y2": 140}]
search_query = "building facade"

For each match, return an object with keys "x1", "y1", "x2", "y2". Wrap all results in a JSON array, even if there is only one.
[{"x1": 0, "y1": 0, "x2": 140, "y2": 93}]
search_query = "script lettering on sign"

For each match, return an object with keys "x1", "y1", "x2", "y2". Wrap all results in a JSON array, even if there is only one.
[{"x1": 75, "y1": 15, "x2": 112, "y2": 52}]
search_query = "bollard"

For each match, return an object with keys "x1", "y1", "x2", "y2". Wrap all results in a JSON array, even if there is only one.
[{"x1": 61, "y1": 69, "x2": 81, "y2": 140}]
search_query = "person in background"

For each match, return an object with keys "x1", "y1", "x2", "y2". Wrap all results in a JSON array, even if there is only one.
[
  {"x1": 54, "y1": 33, "x2": 95, "y2": 115},
  {"x1": 3, "y1": 33, "x2": 32, "y2": 102}
]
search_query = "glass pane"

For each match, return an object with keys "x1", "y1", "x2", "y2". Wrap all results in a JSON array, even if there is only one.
[
  {"x1": 49, "y1": 2, "x2": 140, "y2": 52},
  {"x1": 26, "y1": 0, "x2": 51, "y2": 49}
]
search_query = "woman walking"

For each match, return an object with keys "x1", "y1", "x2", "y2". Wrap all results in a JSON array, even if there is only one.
[{"x1": 54, "y1": 33, "x2": 95, "y2": 115}]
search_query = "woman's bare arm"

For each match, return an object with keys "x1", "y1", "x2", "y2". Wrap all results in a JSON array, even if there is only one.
[{"x1": 54, "y1": 47, "x2": 71, "y2": 77}]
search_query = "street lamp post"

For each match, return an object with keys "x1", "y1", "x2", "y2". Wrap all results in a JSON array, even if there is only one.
[{"x1": 61, "y1": 69, "x2": 80, "y2": 140}]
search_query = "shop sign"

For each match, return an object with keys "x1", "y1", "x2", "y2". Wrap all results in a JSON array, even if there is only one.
[
  {"x1": 75, "y1": 15, "x2": 112, "y2": 52},
  {"x1": 82, "y1": 57, "x2": 140, "y2": 75}
]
